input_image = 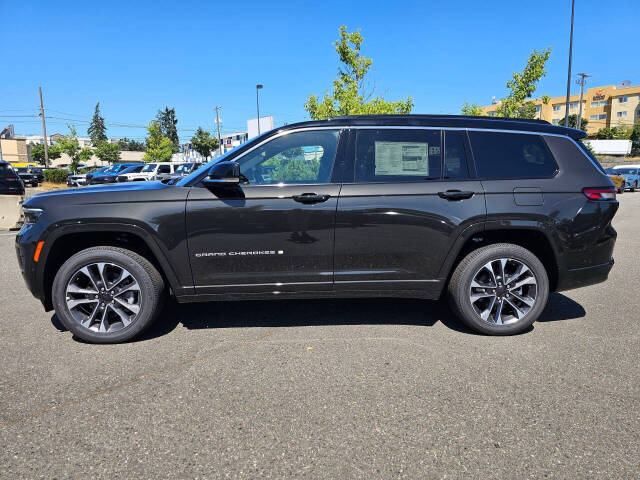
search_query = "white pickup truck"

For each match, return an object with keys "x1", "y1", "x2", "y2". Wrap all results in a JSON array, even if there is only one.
[{"x1": 117, "y1": 163, "x2": 180, "y2": 182}]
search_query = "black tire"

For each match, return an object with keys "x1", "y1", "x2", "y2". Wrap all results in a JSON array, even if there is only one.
[
  {"x1": 447, "y1": 243, "x2": 549, "y2": 335},
  {"x1": 52, "y1": 246, "x2": 165, "y2": 343}
]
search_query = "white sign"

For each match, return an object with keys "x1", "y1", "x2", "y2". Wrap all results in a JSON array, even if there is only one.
[
  {"x1": 374, "y1": 141, "x2": 429, "y2": 176},
  {"x1": 247, "y1": 116, "x2": 274, "y2": 139}
]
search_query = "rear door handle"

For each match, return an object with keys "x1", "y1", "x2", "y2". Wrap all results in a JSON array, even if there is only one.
[
  {"x1": 292, "y1": 193, "x2": 331, "y2": 204},
  {"x1": 437, "y1": 190, "x2": 474, "y2": 200}
]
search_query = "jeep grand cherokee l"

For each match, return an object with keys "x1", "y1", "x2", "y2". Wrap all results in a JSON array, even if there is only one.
[{"x1": 16, "y1": 115, "x2": 618, "y2": 343}]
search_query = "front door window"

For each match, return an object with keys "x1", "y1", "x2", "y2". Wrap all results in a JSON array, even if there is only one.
[{"x1": 238, "y1": 130, "x2": 340, "y2": 185}]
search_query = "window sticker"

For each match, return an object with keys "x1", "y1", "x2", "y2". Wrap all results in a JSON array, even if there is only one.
[{"x1": 374, "y1": 141, "x2": 429, "y2": 176}]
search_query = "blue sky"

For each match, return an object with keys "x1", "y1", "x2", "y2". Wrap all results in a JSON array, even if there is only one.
[{"x1": 1, "y1": 0, "x2": 639, "y2": 142}]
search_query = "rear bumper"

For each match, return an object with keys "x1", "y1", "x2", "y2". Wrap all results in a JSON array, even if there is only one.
[{"x1": 555, "y1": 259, "x2": 614, "y2": 292}]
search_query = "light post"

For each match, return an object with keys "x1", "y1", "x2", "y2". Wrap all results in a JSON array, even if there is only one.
[
  {"x1": 564, "y1": 0, "x2": 576, "y2": 127},
  {"x1": 256, "y1": 84, "x2": 263, "y2": 135}
]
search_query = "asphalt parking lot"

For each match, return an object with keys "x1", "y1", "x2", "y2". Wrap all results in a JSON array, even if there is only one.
[{"x1": 1, "y1": 193, "x2": 639, "y2": 479}]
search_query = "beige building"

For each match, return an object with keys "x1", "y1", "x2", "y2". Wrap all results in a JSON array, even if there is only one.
[
  {"x1": 0, "y1": 138, "x2": 29, "y2": 163},
  {"x1": 482, "y1": 82, "x2": 640, "y2": 135}
]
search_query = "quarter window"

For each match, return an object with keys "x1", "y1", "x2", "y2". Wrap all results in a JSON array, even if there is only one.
[
  {"x1": 469, "y1": 132, "x2": 557, "y2": 179},
  {"x1": 355, "y1": 129, "x2": 441, "y2": 183},
  {"x1": 238, "y1": 129, "x2": 339, "y2": 185}
]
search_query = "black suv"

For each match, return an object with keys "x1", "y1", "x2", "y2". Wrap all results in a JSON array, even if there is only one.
[
  {"x1": 1, "y1": 161, "x2": 25, "y2": 195},
  {"x1": 16, "y1": 115, "x2": 618, "y2": 343}
]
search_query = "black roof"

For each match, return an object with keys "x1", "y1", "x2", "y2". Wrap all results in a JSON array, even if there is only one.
[{"x1": 276, "y1": 115, "x2": 587, "y2": 140}]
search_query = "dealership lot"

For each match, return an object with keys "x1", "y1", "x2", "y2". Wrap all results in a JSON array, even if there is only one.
[{"x1": 1, "y1": 194, "x2": 638, "y2": 478}]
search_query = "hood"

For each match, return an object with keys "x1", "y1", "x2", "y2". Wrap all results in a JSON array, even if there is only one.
[{"x1": 24, "y1": 180, "x2": 169, "y2": 207}]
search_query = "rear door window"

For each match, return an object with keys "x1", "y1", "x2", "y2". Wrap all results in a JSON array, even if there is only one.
[
  {"x1": 469, "y1": 131, "x2": 558, "y2": 179},
  {"x1": 355, "y1": 129, "x2": 441, "y2": 183}
]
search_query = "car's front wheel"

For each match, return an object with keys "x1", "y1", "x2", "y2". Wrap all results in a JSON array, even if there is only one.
[
  {"x1": 52, "y1": 246, "x2": 164, "y2": 343},
  {"x1": 448, "y1": 243, "x2": 549, "y2": 335}
]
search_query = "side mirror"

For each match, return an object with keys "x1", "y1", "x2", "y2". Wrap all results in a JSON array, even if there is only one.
[{"x1": 202, "y1": 161, "x2": 240, "y2": 187}]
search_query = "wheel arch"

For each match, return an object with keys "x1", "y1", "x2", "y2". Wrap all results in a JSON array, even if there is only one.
[
  {"x1": 439, "y1": 222, "x2": 561, "y2": 294},
  {"x1": 40, "y1": 223, "x2": 184, "y2": 310}
]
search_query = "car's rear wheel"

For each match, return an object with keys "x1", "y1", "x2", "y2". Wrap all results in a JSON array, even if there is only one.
[
  {"x1": 448, "y1": 243, "x2": 549, "y2": 335},
  {"x1": 52, "y1": 246, "x2": 164, "y2": 343}
]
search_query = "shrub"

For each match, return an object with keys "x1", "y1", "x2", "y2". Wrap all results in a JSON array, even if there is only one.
[{"x1": 43, "y1": 168, "x2": 69, "y2": 184}]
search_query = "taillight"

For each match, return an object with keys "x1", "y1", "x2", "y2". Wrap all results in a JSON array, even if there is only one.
[{"x1": 583, "y1": 187, "x2": 616, "y2": 200}]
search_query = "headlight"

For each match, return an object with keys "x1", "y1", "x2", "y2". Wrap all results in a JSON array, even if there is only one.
[{"x1": 23, "y1": 207, "x2": 43, "y2": 225}]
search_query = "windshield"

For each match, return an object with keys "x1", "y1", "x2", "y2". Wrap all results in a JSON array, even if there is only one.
[
  {"x1": 103, "y1": 165, "x2": 121, "y2": 173},
  {"x1": 120, "y1": 165, "x2": 143, "y2": 174},
  {"x1": 141, "y1": 163, "x2": 157, "y2": 172},
  {"x1": 616, "y1": 168, "x2": 637, "y2": 174},
  {"x1": 174, "y1": 163, "x2": 195, "y2": 174}
]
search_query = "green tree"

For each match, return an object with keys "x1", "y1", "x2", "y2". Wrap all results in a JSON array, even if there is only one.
[
  {"x1": 304, "y1": 26, "x2": 413, "y2": 119},
  {"x1": 55, "y1": 125, "x2": 93, "y2": 173},
  {"x1": 87, "y1": 102, "x2": 107, "y2": 144},
  {"x1": 567, "y1": 114, "x2": 589, "y2": 131},
  {"x1": 461, "y1": 102, "x2": 484, "y2": 116},
  {"x1": 29, "y1": 143, "x2": 61, "y2": 165},
  {"x1": 144, "y1": 122, "x2": 174, "y2": 163},
  {"x1": 190, "y1": 127, "x2": 219, "y2": 159},
  {"x1": 594, "y1": 126, "x2": 632, "y2": 140},
  {"x1": 629, "y1": 122, "x2": 640, "y2": 150},
  {"x1": 95, "y1": 141, "x2": 121, "y2": 164},
  {"x1": 117, "y1": 138, "x2": 146, "y2": 151},
  {"x1": 156, "y1": 107, "x2": 180, "y2": 152},
  {"x1": 495, "y1": 48, "x2": 551, "y2": 118},
  {"x1": 463, "y1": 48, "x2": 552, "y2": 118}
]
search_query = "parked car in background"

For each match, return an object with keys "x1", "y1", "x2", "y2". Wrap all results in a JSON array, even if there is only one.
[
  {"x1": 159, "y1": 163, "x2": 201, "y2": 183},
  {"x1": 604, "y1": 168, "x2": 625, "y2": 194},
  {"x1": 68, "y1": 166, "x2": 107, "y2": 187},
  {"x1": 15, "y1": 168, "x2": 39, "y2": 187},
  {"x1": 115, "y1": 164, "x2": 146, "y2": 182},
  {"x1": 0, "y1": 161, "x2": 25, "y2": 195},
  {"x1": 612, "y1": 166, "x2": 640, "y2": 191},
  {"x1": 124, "y1": 162, "x2": 184, "y2": 182},
  {"x1": 87, "y1": 163, "x2": 144, "y2": 185}
]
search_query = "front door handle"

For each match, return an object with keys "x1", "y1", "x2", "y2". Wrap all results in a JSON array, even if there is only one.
[
  {"x1": 437, "y1": 190, "x2": 474, "y2": 200},
  {"x1": 292, "y1": 193, "x2": 331, "y2": 204}
]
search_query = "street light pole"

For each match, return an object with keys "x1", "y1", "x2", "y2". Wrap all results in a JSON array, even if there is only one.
[
  {"x1": 576, "y1": 73, "x2": 590, "y2": 131},
  {"x1": 214, "y1": 106, "x2": 222, "y2": 155},
  {"x1": 564, "y1": 0, "x2": 575, "y2": 127},
  {"x1": 256, "y1": 84, "x2": 263, "y2": 135}
]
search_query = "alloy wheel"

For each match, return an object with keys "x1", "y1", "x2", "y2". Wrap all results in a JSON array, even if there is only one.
[
  {"x1": 65, "y1": 262, "x2": 142, "y2": 333},
  {"x1": 468, "y1": 258, "x2": 538, "y2": 326}
]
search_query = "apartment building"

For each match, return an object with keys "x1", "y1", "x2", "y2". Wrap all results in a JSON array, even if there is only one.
[{"x1": 482, "y1": 81, "x2": 640, "y2": 135}]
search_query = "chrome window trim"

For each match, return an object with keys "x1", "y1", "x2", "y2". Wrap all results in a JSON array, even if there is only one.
[{"x1": 189, "y1": 124, "x2": 602, "y2": 185}]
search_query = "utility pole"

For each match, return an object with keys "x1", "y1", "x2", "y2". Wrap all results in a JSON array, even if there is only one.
[
  {"x1": 564, "y1": 0, "x2": 575, "y2": 127},
  {"x1": 576, "y1": 73, "x2": 590, "y2": 131},
  {"x1": 256, "y1": 84, "x2": 263, "y2": 135},
  {"x1": 214, "y1": 106, "x2": 222, "y2": 155},
  {"x1": 38, "y1": 86, "x2": 49, "y2": 167}
]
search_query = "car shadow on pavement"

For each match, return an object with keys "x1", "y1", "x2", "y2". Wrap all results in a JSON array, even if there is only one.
[
  {"x1": 51, "y1": 292, "x2": 586, "y2": 343},
  {"x1": 135, "y1": 291, "x2": 586, "y2": 342}
]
